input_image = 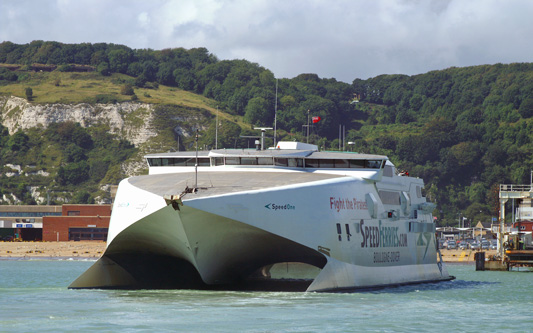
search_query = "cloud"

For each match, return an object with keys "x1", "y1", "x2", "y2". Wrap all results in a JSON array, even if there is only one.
[{"x1": 2, "y1": 0, "x2": 533, "y2": 82}]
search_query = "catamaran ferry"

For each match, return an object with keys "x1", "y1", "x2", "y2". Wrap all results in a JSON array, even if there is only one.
[{"x1": 70, "y1": 139, "x2": 452, "y2": 291}]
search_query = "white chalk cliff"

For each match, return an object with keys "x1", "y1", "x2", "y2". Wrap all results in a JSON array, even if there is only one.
[{"x1": 0, "y1": 96, "x2": 157, "y2": 146}]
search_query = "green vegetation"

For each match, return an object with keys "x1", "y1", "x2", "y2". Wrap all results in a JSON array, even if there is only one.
[
  {"x1": 0, "y1": 121, "x2": 136, "y2": 204},
  {"x1": 25, "y1": 87, "x2": 32, "y2": 101},
  {"x1": 1, "y1": 41, "x2": 532, "y2": 227}
]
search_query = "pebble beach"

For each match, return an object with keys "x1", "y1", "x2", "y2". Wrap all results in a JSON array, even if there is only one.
[
  {"x1": 0, "y1": 241, "x2": 497, "y2": 262},
  {"x1": 0, "y1": 241, "x2": 106, "y2": 259}
]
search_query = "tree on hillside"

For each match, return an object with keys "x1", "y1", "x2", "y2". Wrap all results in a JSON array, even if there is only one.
[
  {"x1": 25, "y1": 87, "x2": 33, "y2": 101},
  {"x1": 518, "y1": 97, "x2": 533, "y2": 118},
  {"x1": 142, "y1": 60, "x2": 158, "y2": 82},
  {"x1": 57, "y1": 161, "x2": 90, "y2": 185},
  {"x1": 72, "y1": 190, "x2": 94, "y2": 204},
  {"x1": 0, "y1": 125, "x2": 9, "y2": 149},
  {"x1": 244, "y1": 97, "x2": 271, "y2": 126},
  {"x1": 46, "y1": 122, "x2": 93, "y2": 149},
  {"x1": 108, "y1": 48, "x2": 132, "y2": 74},
  {"x1": 0, "y1": 67, "x2": 17, "y2": 81},
  {"x1": 120, "y1": 84, "x2": 134, "y2": 95},
  {"x1": 7, "y1": 131, "x2": 29, "y2": 151},
  {"x1": 157, "y1": 62, "x2": 176, "y2": 86},
  {"x1": 97, "y1": 62, "x2": 110, "y2": 76}
]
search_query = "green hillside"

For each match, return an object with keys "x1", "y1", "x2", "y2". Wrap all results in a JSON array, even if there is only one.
[{"x1": 1, "y1": 41, "x2": 533, "y2": 227}]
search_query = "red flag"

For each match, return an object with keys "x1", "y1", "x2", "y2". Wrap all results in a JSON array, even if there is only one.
[{"x1": 312, "y1": 116, "x2": 321, "y2": 123}]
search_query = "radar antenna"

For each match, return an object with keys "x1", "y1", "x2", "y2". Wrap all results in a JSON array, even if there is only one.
[{"x1": 240, "y1": 127, "x2": 273, "y2": 150}]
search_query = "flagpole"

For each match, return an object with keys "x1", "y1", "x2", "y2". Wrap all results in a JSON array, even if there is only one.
[
  {"x1": 343, "y1": 125, "x2": 345, "y2": 151},
  {"x1": 339, "y1": 125, "x2": 341, "y2": 150},
  {"x1": 307, "y1": 109, "x2": 310, "y2": 143}
]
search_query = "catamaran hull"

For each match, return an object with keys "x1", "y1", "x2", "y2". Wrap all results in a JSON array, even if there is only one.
[{"x1": 70, "y1": 172, "x2": 452, "y2": 292}]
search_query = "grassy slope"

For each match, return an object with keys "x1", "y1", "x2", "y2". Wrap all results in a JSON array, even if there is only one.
[{"x1": 0, "y1": 71, "x2": 247, "y2": 127}]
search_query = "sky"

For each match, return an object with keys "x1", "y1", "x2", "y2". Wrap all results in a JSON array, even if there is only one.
[{"x1": 2, "y1": 0, "x2": 533, "y2": 83}]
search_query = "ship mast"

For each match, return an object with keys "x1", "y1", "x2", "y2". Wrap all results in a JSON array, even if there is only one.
[
  {"x1": 274, "y1": 79, "x2": 278, "y2": 147},
  {"x1": 194, "y1": 129, "x2": 198, "y2": 190}
]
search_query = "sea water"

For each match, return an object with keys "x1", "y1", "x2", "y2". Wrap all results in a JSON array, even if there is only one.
[{"x1": 0, "y1": 260, "x2": 532, "y2": 332}]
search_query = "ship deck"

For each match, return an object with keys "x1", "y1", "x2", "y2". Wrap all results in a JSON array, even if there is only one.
[{"x1": 128, "y1": 171, "x2": 346, "y2": 199}]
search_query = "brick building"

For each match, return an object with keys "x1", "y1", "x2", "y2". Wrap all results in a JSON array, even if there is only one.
[
  {"x1": 42, "y1": 204, "x2": 111, "y2": 241},
  {"x1": 513, "y1": 220, "x2": 533, "y2": 232}
]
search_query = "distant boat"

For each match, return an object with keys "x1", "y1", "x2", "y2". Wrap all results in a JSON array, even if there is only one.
[{"x1": 70, "y1": 140, "x2": 452, "y2": 291}]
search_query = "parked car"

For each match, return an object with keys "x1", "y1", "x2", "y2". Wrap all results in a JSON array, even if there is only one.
[
  {"x1": 470, "y1": 241, "x2": 481, "y2": 250},
  {"x1": 458, "y1": 241, "x2": 468, "y2": 250},
  {"x1": 447, "y1": 241, "x2": 457, "y2": 250},
  {"x1": 481, "y1": 240, "x2": 490, "y2": 250},
  {"x1": 490, "y1": 240, "x2": 497, "y2": 250}
]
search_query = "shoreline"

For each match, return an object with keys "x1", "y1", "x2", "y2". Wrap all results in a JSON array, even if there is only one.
[
  {"x1": 0, "y1": 241, "x2": 106, "y2": 259},
  {"x1": 440, "y1": 248, "x2": 498, "y2": 263},
  {"x1": 0, "y1": 241, "x2": 496, "y2": 263}
]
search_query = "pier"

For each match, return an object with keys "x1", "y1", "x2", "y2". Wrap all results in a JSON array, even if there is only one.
[{"x1": 479, "y1": 183, "x2": 533, "y2": 271}]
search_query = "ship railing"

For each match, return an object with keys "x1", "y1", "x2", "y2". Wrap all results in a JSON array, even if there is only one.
[{"x1": 499, "y1": 184, "x2": 533, "y2": 192}]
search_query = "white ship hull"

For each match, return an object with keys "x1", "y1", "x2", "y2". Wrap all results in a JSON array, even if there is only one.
[{"x1": 70, "y1": 166, "x2": 451, "y2": 291}]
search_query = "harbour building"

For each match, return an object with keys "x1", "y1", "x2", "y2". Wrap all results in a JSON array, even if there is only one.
[
  {"x1": 0, "y1": 204, "x2": 110, "y2": 241},
  {"x1": 0, "y1": 205, "x2": 62, "y2": 240}
]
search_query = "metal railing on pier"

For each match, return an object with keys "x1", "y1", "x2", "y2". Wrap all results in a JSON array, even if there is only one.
[{"x1": 499, "y1": 184, "x2": 533, "y2": 192}]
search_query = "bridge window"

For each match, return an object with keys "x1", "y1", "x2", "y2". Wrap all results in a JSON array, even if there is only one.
[
  {"x1": 303, "y1": 158, "x2": 385, "y2": 169},
  {"x1": 258, "y1": 157, "x2": 274, "y2": 165},
  {"x1": 275, "y1": 158, "x2": 288, "y2": 167},
  {"x1": 274, "y1": 158, "x2": 303, "y2": 167},
  {"x1": 225, "y1": 157, "x2": 240, "y2": 165},
  {"x1": 319, "y1": 159, "x2": 334, "y2": 168},
  {"x1": 350, "y1": 160, "x2": 366, "y2": 168},
  {"x1": 148, "y1": 158, "x2": 161, "y2": 166},
  {"x1": 214, "y1": 157, "x2": 224, "y2": 166},
  {"x1": 288, "y1": 158, "x2": 303, "y2": 167},
  {"x1": 241, "y1": 157, "x2": 258, "y2": 165},
  {"x1": 366, "y1": 160, "x2": 383, "y2": 169},
  {"x1": 212, "y1": 157, "x2": 275, "y2": 166},
  {"x1": 197, "y1": 158, "x2": 210, "y2": 166},
  {"x1": 335, "y1": 159, "x2": 350, "y2": 168},
  {"x1": 148, "y1": 158, "x2": 210, "y2": 167},
  {"x1": 304, "y1": 159, "x2": 319, "y2": 168}
]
